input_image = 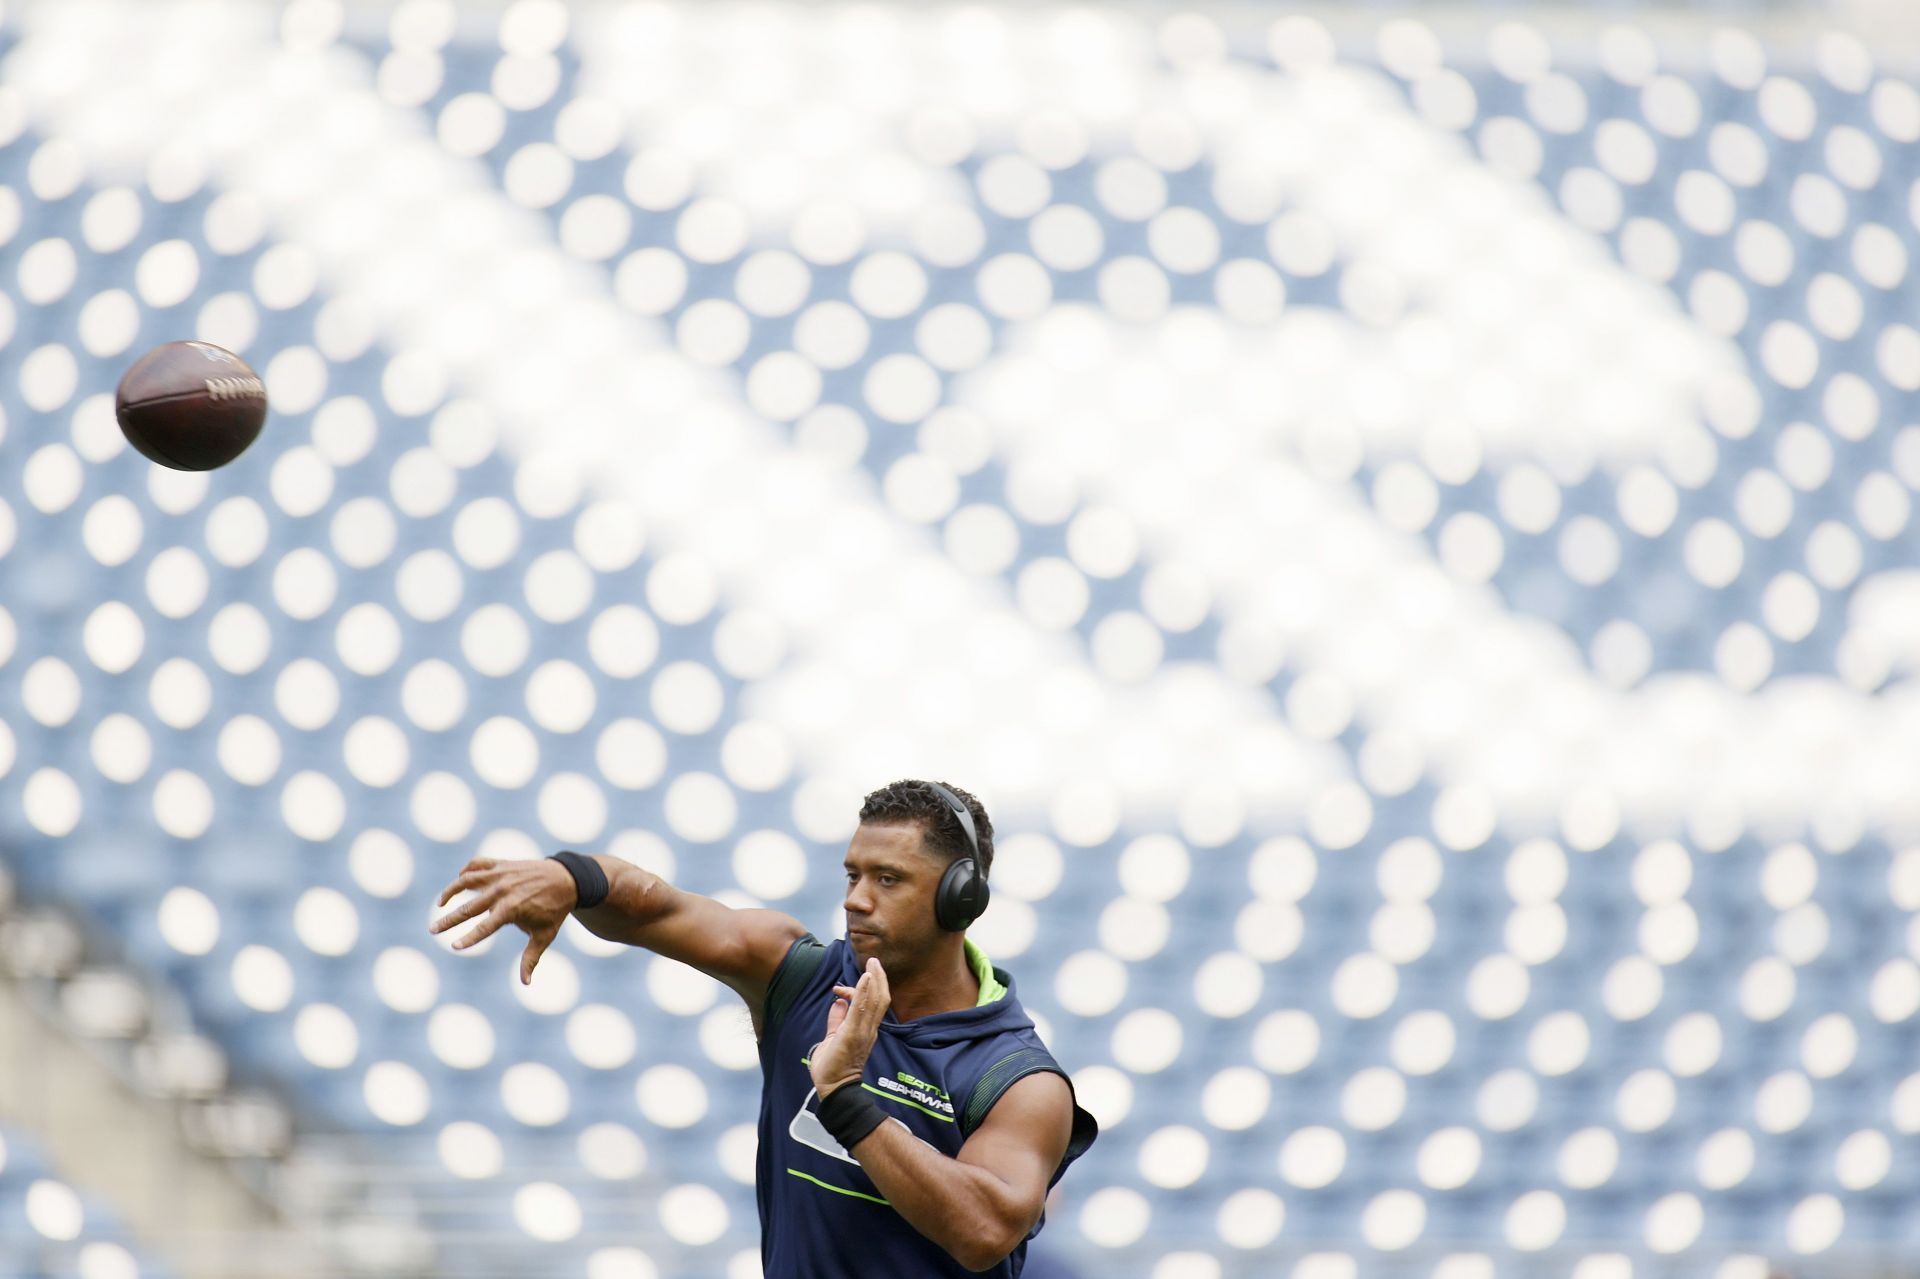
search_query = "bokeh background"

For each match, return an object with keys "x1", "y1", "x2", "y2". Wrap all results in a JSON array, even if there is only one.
[{"x1": 1, "y1": 0, "x2": 1918, "y2": 1276}]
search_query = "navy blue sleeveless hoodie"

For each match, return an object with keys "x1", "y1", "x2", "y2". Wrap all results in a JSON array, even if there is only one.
[{"x1": 755, "y1": 936, "x2": 1097, "y2": 1278}]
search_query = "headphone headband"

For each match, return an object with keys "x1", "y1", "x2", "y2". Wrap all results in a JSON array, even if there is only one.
[{"x1": 923, "y1": 780, "x2": 979, "y2": 862}]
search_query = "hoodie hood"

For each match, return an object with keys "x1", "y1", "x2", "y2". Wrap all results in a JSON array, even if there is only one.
[{"x1": 833, "y1": 942, "x2": 1034, "y2": 1049}]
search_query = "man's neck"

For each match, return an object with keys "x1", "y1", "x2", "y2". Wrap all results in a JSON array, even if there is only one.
[{"x1": 887, "y1": 941, "x2": 980, "y2": 1022}]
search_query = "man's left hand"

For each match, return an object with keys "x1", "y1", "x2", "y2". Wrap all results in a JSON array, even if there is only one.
[{"x1": 809, "y1": 956, "x2": 890, "y2": 1097}]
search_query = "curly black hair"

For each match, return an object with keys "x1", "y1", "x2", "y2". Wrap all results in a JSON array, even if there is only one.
[{"x1": 857, "y1": 779, "x2": 994, "y2": 879}]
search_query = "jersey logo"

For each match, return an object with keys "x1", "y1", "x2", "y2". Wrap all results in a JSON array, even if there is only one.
[
  {"x1": 871, "y1": 1074, "x2": 956, "y2": 1120},
  {"x1": 788, "y1": 1086, "x2": 862, "y2": 1166},
  {"x1": 792, "y1": 1046, "x2": 943, "y2": 1164}
]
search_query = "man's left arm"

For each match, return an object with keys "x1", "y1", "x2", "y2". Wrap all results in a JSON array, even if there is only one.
[
  {"x1": 807, "y1": 958, "x2": 1075, "y2": 1272},
  {"x1": 850, "y1": 1071, "x2": 1073, "y2": 1272}
]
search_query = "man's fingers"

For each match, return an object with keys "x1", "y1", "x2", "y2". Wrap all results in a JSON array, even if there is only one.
[
  {"x1": 825, "y1": 996, "x2": 849, "y2": 1037},
  {"x1": 520, "y1": 930, "x2": 553, "y2": 985},
  {"x1": 860, "y1": 961, "x2": 889, "y2": 1010},
  {"x1": 828, "y1": 964, "x2": 889, "y2": 1032},
  {"x1": 435, "y1": 868, "x2": 495, "y2": 908},
  {"x1": 858, "y1": 986, "x2": 889, "y2": 1033},
  {"x1": 836, "y1": 975, "x2": 866, "y2": 1008},
  {"x1": 428, "y1": 891, "x2": 495, "y2": 935},
  {"x1": 452, "y1": 911, "x2": 507, "y2": 950}
]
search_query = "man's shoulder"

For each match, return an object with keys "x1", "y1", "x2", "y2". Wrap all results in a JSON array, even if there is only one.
[
  {"x1": 952, "y1": 1019, "x2": 1094, "y2": 1156},
  {"x1": 760, "y1": 933, "x2": 843, "y2": 1046}
]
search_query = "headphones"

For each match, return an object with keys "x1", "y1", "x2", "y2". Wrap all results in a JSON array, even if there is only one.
[{"x1": 925, "y1": 780, "x2": 992, "y2": 933}]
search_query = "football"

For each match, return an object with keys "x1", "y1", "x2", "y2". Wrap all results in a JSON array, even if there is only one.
[{"x1": 114, "y1": 340, "x2": 269, "y2": 471}]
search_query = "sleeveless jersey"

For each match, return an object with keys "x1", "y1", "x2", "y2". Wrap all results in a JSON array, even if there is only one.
[{"x1": 754, "y1": 936, "x2": 1098, "y2": 1279}]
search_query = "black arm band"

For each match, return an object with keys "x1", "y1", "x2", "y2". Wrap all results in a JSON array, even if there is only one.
[
  {"x1": 818, "y1": 1083, "x2": 888, "y2": 1151},
  {"x1": 548, "y1": 851, "x2": 609, "y2": 910}
]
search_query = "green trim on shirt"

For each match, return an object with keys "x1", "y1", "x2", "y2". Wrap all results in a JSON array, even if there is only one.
[
  {"x1": 785, "y1": 1168, "x2": 890, "y2": 1205},
  {"x1": 965, "y1": 939, "x2": 1007, "y2": 1006}
]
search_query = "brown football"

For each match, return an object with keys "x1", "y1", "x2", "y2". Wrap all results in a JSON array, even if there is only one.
[{"x1": 114, "y1": 341, "x2": 269, "y2": 471}]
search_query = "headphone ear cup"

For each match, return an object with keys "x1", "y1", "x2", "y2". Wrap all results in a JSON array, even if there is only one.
[
  {"x1": 936, "y1": 857, "x2": 988, "y2": 932},
  {"x1": 964, "y1": 871, "x2": 990, "y2": 928}
]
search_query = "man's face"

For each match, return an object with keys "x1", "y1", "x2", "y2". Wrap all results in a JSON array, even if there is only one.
[{"x1": 842, "y1": 821, "x2": 944, "y2": 971}]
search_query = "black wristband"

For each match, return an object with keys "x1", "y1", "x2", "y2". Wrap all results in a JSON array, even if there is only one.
[
  {"x1": 817, "y1": 1082, "x2": 887, "y2": 1151},
  {"x1": 548, "y1": 851, "x2": 609, "y2": 910}
]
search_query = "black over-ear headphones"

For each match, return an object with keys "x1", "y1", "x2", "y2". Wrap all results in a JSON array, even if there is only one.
[{"x1": 925, "y1": 780, "x2": 991, "y2": 933}]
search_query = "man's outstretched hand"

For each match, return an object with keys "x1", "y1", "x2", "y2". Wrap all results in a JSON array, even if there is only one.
[
  {"x1": 430, "y1": 857, "x2": 578, "y2": 984},
  {"x1": 809, "y1": 957, "x2": 891, "y2": 1097}
]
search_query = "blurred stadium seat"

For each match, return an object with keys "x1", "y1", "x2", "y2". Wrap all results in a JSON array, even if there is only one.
[{"x1": 0, "y1": 1127, "x2": 171, "y2": 1279}]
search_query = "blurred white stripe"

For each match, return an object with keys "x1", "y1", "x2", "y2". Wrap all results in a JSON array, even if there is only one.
[
  {"x1": 572, "y1": 7, "x2": 1920, "y2": 842},
  {"x1": 7, "y1": 0, "x2": 1343, "y2": 841}
]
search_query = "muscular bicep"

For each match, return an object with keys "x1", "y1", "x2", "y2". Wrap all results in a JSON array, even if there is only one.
[
  {"x1": 584, "y1": 877, "x2": 806, "y2": 1010},
  {"x1": 956, "y1": 1072, "x2": 1075, "y2": 1228}
]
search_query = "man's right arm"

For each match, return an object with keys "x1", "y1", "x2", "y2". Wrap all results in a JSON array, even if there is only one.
[{"x1": 430, "y1": 854, "x2": 810, "y2": 1032}]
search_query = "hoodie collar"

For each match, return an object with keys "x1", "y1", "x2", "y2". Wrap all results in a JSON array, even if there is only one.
[
  {"x1": 966, "y1": 938, "x2": 1008, "y2": 1006},
  {"x1": 843, "y1": 940, "x2": 1029, "y2": 1046}
]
